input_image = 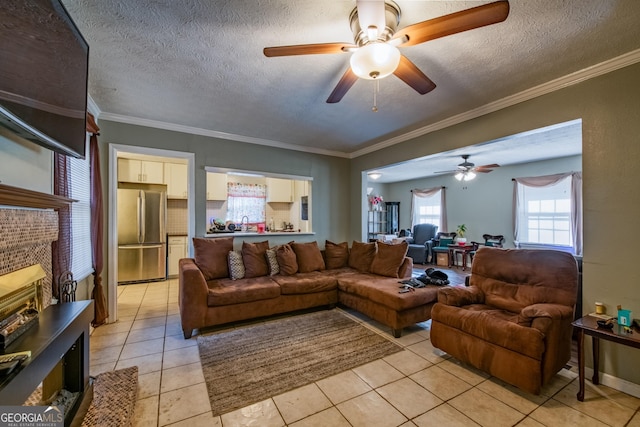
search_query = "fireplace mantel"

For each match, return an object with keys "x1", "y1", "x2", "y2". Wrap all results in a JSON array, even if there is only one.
[{"x1": 0, "y1": 183, "x2": 75, "y2": 210}]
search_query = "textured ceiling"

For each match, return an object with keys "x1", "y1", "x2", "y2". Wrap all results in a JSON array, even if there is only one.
[{"x1": 62, "y1": 0, "x2": 640, "y2": 158}]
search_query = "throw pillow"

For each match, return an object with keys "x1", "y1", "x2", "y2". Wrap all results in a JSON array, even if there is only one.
[
  {"x1": 276, "y1": 244, "x2": 298, "y2": 275},
  {"x1": 265, "y1": 248, "x2": 280, "y2": 276},
  {"x1": 438, "y1": 238, "x2": 453, "y2": 248},
  {"x1": 193, "y1": 237, "x2": 233, "y2": 280},
  {"x1": 324, "y1": 240, "x2": 349, "y2": 269},
  {"x1": 241, "y1": 240, "x2": 270, "y2": 278},
  {"x1": 228, "y1": 250, "x2": 245, "y2": 280},
  {"x1": 348, "y1": 241, "x2": 377, "y2": 273},
  {"x1": 370, "y1": 241, "x2": 409, "y2": 278},
  {"x1": 291, "y1": 241, "x2": 326, "y2": 273}
]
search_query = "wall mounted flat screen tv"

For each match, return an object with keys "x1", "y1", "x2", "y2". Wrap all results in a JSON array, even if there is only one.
[{"x1": 0, "y1": 0, "x2": 89, "y2": 159}]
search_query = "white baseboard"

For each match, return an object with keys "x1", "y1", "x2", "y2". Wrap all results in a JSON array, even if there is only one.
[{"x1": 585, "y1": 367, "x2": 640, "y2": 398}]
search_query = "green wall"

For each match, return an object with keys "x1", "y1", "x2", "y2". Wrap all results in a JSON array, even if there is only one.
[
  {"x1": 0, "y1": 129, "x2": 52, "y2": 193},
  {"x1": 352, "y1": 62, "x2": 640, "y2": 386}
]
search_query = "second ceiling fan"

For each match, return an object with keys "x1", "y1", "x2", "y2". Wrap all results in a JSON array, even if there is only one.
[
  {"x1": 435, "y1": 155, "x2": 500, "y2": 181},
  {"x1": 264, "y1": 0, "x2": 510, "y2": 103}
]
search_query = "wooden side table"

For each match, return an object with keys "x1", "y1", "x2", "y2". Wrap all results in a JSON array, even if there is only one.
[
  {"x1": 572, "y1": 315, "x2": 640, "y2": 401},
  {"x1": 447, "y1": 244, "x2": 475, "y2": 271}
]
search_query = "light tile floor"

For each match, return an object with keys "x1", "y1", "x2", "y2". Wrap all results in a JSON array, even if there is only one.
[{"x1": 88, "y1": 279, "x2": 640, "y2": 426}]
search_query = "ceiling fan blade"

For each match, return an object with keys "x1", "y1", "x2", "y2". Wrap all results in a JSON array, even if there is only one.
[
  {"x1": 264, "y1": 42, "x2": 355, "y2": 57},
  {"x1": 392, "y1": 0, "x2": 510, "y2": 47},
  {"x1": 393, "y1": 55, "x2": 436, "y2": 95},
  {"x1": 475, "y1": 163, "x2": 500, "y2": 170},
  {"x1": 357, "y1": 0, "x2": 386, "y2": 40},
  {"x1": 474, "y1": 169, "x2": 493, "y2": 173},
  {"x1": 326, "y1": 67, "x2": 358, "y2": 103},
  {"x1": 433, "y1": 170, "x2": 458, "y2": 174}
]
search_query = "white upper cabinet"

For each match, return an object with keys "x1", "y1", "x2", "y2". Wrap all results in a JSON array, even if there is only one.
[
  {"x1": 118, "y1": 158, "x2": 164, "y2": 184},
  {"x1": 266, "y1": 177, "x2": 294, "y2": 202},
  {"x1": 164, "y1": 163, "x2": 188, "y2": 199},
  {"x1": 206, "y1": 172, "x2": 228, "y2": 200}
]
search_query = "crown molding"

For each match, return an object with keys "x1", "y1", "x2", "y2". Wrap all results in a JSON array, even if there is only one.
[
  {"x1": 86, "y1": 94, "x2": 101, "y2": 119},
  {"x1": 98, "y1": 113, "x2": 351, "y2": 159},
  {"x1": 350, "y1": 48, "x2": 640, "y2": 158}
]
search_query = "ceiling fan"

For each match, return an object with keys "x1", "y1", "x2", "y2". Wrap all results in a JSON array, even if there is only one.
[
  {"x1": 263, "y1": 0, "x2": 509, "y2": 104},
  {"x1": 435, "y1": 154, "x2": 500, "y2": 181}
]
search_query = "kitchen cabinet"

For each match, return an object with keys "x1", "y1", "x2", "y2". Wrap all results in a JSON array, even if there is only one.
[
  {"x1": 294, "y1": 180, "x2": 310, "y2": 198},
  {"x1": 118, "y1": 158, "x2": 164, "y2": 184},
  {"x1": 164, "y1": 163, "x2": 188, "y2": 199},
  {"x1": 266, "y1": 177, "x2": 294, "y2": 202},
  {"x1": 206, "y1": 172, "x2": 227, "y2": 200},
  {"x1": 167, "y1": 235, "x2": 188, "y2": 277}
]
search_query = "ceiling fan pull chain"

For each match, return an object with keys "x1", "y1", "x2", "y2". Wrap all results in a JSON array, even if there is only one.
[{"x1": 372, "y1": 79, "x2": 379, "y2": 112}]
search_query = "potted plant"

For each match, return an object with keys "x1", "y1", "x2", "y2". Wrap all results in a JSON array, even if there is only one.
[{"x1": 456, "y1": 224, "x2": 467, "y2": 243}]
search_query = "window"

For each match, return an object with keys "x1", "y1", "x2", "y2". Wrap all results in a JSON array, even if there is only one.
[
  {"x1": 411, "y1": 188, "x2": 446, "y2": 231},
  {"x1": 522, "y1": 182, "x2": 571, "y2": 245},
  {"x1": 68, "y1": 135, "x2": 93, "y2": 280},
  {"x1": 225, "y1": 182, "x2": 266, "y2": 224},
  {"x1": 415, "y1": 202, "x2": 441, "y2": 226},
  {"x1": 514, "y1": 172, "x2": 582, "y2": 255}
]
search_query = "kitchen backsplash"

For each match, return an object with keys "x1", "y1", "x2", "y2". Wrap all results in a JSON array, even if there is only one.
[
  {"x1": 167, "y1": 199, "x2": 188, "y2": 235},
  {"x1": 206, "y1": 200, "x2": 306, "y2": 232}
]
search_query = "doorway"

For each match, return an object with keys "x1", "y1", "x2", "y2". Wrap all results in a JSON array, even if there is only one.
[{"x1": 108, "y1": 144, "x2": 195, "y2": 323}]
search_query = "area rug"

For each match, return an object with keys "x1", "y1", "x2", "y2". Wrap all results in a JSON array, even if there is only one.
[
  {"x1": 197, "y1": 309, "x2": 402, "y2": 416},
  {"x1": 81, "y1": 366, "x2": 138, "y2": 427},
  {"x1": 25, "y1": 366, "x2": 138, "y2": 426}
]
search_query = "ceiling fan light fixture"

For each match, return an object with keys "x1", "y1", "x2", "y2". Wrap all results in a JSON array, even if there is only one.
[
  {"x1": 455, "y1": 171, "x2": 477, "y2": 181},
  {"x1": 350, "y1": 42, "x2": 400, "y2": 80}
]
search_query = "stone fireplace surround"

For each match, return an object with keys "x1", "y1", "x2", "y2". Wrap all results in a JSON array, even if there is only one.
[{"x1": 0, "y1": 208, "x2": 58, "y2": 309}]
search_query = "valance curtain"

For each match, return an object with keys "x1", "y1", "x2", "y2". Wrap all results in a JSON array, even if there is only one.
[
  {"x1": 226, "y1": 182, "x2": 266, "y2": 224},
  {"x1": 87, "y1": 112, "x2": 108, "y2": 326},
  {"x1": 513, "y1": 172, "x2": 582, "y2": 255},
  {"x1": 52, "y1": 153, "x2": 71, "y2": 300},
  {"x1": 410, "y1": 187, "x2": 447, "y2": 232}
]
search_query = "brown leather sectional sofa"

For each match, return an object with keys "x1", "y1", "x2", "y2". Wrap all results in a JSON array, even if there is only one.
[{"x1": 179, "y1": 238, "x2": 442, "y2": 339}]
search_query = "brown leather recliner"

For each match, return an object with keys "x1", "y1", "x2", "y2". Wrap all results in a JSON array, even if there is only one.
[{"x1": 430, "y1": 247, "x2": 578, "y2": 395}]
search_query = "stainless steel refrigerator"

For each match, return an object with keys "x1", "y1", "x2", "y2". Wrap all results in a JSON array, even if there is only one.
[{"x1": 117, "y1": 188, "x2": 167, "y2": 284}]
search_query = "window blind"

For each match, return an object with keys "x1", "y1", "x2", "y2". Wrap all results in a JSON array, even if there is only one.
[{"x1": 68, "y1": 135, "x2": 93, "y2": 281}]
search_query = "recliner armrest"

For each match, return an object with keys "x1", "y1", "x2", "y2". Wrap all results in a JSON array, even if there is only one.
[
  {"x1": 518, "y1": 303, "x2": 575, "y2": 330},
  {"x1": 437, "y1": 286, "x2": 484, "y2": 306}
]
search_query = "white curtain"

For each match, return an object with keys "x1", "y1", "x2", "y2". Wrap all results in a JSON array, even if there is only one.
[
  {"x1": 226, "y1": 182, "x2": 266, "y2": 224},
  {"x1": 513, "y1": 172, "x2": 582, "y2": 255},
  {"x1": 411, "y1": 187, "x2": 446, "y2": 231}
]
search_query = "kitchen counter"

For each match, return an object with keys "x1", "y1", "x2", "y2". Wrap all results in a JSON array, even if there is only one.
[{"x1": 204, "y1": 231, "x2": 315, "y2": 238}]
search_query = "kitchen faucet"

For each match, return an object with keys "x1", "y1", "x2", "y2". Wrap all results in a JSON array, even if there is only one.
[{"x1": 241, "y1": 216, "x2": 249, "y2": 232}]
